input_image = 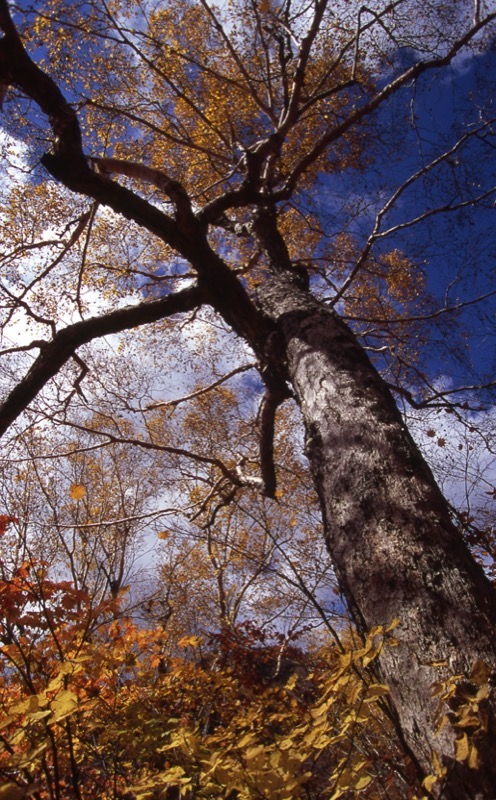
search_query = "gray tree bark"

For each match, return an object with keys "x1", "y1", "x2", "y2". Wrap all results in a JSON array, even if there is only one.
[{"x1": 258, "y1": 273, "x2": 496, "y2": 800}]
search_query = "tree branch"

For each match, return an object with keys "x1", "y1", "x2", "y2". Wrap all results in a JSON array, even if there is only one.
[
  {"x1": 0, "y1": 285, "x2": 205, "y2": 438},
  {"x1": 0, "y1": 0, "x2": 192, "y2": 250},
  {"x1": 90, "y1": 157, "x2": 194, "y2": 226},
  {"x1": 282, "y1": 11, "x2": 496, "y2": 196},
  {"x1": 145, "y1": 363, "x2": 257, "y2": 411},
  {"x1": 0, "y1": 2, "x2": 271, "y2": 371}
]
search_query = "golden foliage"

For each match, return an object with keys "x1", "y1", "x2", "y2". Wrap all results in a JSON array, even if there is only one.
[{"x1": 0, "y1": 556, "x2": 410, "y2": 799}]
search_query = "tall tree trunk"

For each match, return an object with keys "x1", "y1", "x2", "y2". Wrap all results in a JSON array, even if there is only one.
[{"x1": 258, "y1": 274, "x2": 496, "y2": 799}]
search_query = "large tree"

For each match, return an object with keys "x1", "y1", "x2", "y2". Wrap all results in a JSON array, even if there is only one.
[{"x1": 0, "y1": 0, "x2": 495, "y2": 796}]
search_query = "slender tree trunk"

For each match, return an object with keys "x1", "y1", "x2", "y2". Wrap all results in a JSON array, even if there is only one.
[{"x1": 258, "y1": 274, "x2": 496, "y2": 799}]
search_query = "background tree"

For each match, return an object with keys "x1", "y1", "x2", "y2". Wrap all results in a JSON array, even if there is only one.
[
  {"x1": 0, "y1": 1, "x2": 496, "y2": 797},
  {"x1": 0, "y1": 513, "x2": 413, "y2": 800}
]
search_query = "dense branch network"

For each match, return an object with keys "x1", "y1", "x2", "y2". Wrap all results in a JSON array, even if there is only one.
[
  {"x1": 0, "y1": 0, "x2": 494, "y2": 494},
  {"x1": 0, "y1": 3, "x2": 496, "y2": 796}
]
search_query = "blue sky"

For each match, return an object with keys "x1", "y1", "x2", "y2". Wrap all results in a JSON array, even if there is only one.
[
  {"x1": 317, "y1": 42, "x2": 496, "y2": 398},
  {"x1": 1, "y1": 3, "x2": 494, "y2": 410}
]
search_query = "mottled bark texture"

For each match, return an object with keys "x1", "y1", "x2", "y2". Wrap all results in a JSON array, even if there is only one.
[{"x1": 258, "y1": 274, "x2": 496, "y2": 799}]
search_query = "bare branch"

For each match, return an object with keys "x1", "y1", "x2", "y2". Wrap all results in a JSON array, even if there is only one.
[
  {"x1": 0, "y1": 284, "x2": 205, "y2": 438},
  {"x1": 282, "y1": 11, "x2": 496, "y2": 196},
  {"x1": 331, "y1": 121, "x2": 496, "y2": 305},
  {"x1": 90, "y1": 158, "x2": 193, "y2": 225},
  {"x1": 50, "y1": 414, "x2": 242, "y2": 487},
  {"x1": 145, "y1": 363, "x2": 257, "y2": 411},
  {"x1": 342, "y1": 287, "x2": 496, "y2": 326}
]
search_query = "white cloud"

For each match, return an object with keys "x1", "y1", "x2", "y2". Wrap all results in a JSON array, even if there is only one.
[{"x1": 0, "y1": 130, "x2": 30, "y2": 180}]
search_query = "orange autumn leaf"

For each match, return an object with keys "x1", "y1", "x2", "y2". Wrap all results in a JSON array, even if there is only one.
[{"x1": 69, "y1": 484, "x2": 86, "y2": 500}]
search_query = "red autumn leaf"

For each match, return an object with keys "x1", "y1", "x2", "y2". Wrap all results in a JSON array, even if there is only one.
[{"x1": 0, "y1": 515, "x2": 18, "y2": 536}]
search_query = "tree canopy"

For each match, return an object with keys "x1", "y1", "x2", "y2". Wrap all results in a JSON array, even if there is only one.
[{"x1": 0, "y1": 1, "x2": 496, "y2": 798}]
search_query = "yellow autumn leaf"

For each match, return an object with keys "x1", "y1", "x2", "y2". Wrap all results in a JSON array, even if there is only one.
[
  {"x1": 454, "y1": 732, "x2": 470, "y2": 762},
  {"x1": 364, "y1": 683, "x2": 390, "y2": 701},
  {"x1": 0, "y1": 714, "x2": 14, "y2": 732},
  {"x1": 12, "y1": 695, "x2": 41, "y2": 716},
  {"x1": 0, "y1": 782, "x2": 35, "y2": 800},
  {"x1": 423, "y1": 774, "x2": 439, "y2": 793},
  {"x1": 50, "y1": 689, "x2": 79, "y2": 723},
  {"x1": 243, "y1": 744, "x2": 265, "y2": 768},
  {"x1": 355, "y1": 774, "x2": 373, "y2": 790},
  {"x1": 278, "y1": 736, "x2": 295, "y2": 750},
  {"x1": 310, "y1": 703, "x2": 328, "y2": 720},
  {"x1": 431, "y1": 749, "x2": 446, "y2": 778},
  {"x1": 236, "y1": 732, "x2": 257, "y2": 749},
  {"x1": 10, "y1": 742, "x2": 48, "y2": 770},
  {"x1": 310, "y1": 733, "x2": 332, "y2": 750},
  {"x1": 177, "y1": 635, "x2": 201, "y2": 648},
  {"x1": 25, "y1": 710, "x2": 51, "y2": 723},
  {"x1": 163, "y1": 766, "x2": 190, "y2": 783},
  {"x1": 69, "y1": 483, "x2": 86, "y2": 500},
  {"x1": 285, "y1": 673, "x2": 298, "y2": 690}
]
